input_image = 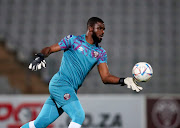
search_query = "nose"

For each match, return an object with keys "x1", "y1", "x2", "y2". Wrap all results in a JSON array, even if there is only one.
[{"x1": 102, "y1": 30, "x2": 105, "y2": 35}]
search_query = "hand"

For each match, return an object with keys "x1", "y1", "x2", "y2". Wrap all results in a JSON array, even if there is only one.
[
  {"x1": 124, "y1": 77, "x2": 143, "y2": 92},
  {"x1": 28, "y1": 53, "x2": 46, "y2": 71}
]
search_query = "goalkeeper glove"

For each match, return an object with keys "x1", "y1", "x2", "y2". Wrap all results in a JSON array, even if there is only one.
[
  {"x1": 28, "y1": 53, "x2": 46, "y2": 71},
  {"x1": 119, "y1": 77, "x2": 143, "y2": 92}
]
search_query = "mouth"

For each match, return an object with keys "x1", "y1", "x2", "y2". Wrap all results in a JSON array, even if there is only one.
[{"x1": 99, "y1": 35, "x2": 103, "y2": 39}]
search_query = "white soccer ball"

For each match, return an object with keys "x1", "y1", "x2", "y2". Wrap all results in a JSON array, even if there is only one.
[{"x1": 132, "y1": 62, "x2": 153, "y2": 82}]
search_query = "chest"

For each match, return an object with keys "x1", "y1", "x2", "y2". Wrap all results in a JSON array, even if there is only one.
[{"x1": 70, "y1": 40, "x2": 101, "y2": 64}]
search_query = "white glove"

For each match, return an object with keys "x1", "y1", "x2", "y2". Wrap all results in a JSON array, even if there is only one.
[{"x1": 124, "y1": 77, "x2": 143, "y2": 92}]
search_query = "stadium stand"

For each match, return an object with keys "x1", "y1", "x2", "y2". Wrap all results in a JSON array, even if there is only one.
[
  {"x1": 0, "y1": 75, "x2": 19, "y2": 94},
  {"x1": 0, "y1": 0, "x2": 180, "y2": 94},
  {"x1": 0, "y1": 41, "x2": 49, "y2": 94}
]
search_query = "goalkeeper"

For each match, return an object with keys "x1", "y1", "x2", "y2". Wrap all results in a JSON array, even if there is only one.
[{"x1": 21, "y1": 17, "x2": 142, "y2": 128}]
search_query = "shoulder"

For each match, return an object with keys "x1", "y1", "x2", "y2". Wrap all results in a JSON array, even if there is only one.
[
  {"x1": 94, "y1": 46, "x2": 107, "y2": 59},
  {"x1": 97, "y1": 46, "x2": 107, "y2": 54},
  {"x1": 75, "y1": 34, "x2": 86, "y2": 41},
  {"x1": 64, "y1": 34, "x2": 85, "y2": 41},
  {"x1": 64, "y1": 35, "x2": 76, "y2": 40}
]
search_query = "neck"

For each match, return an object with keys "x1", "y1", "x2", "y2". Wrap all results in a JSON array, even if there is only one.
[{"x1": 85, "y1": 31, "x2": 94, "y2": 45}]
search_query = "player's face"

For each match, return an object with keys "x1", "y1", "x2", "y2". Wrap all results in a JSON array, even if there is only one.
[{"x1": 92, "y1": 22, "x2": 105, "y2": 43}]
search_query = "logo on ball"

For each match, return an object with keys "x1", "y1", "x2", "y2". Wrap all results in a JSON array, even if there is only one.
[{"x1": 132, "y1": 62, "x2": 153, "y2": 82}]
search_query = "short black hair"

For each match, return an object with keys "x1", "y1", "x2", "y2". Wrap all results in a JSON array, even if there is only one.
[{"x1": 87, "y1": 17, "x2": 104, "y2": 28}]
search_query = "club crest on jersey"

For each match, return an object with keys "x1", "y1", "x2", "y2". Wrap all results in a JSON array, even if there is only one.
[
  {"x1": 64, "y1": 93, "x2": 71, "y2": 100},
  {"x1": 93, "y1": 51, "x2": 99, "y2": 58}
]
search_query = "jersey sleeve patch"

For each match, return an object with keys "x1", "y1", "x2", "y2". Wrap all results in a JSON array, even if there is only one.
[
  {"x1": 58, "y1": 35, "x2": 73, "y2": 50},
  {"x1": 66, "y1": 35, "x2": 73, "y2": 40}
]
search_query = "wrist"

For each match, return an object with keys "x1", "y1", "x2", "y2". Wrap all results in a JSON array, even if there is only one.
[
  {"x1": 119, "y1": 78, "x2": 125, "y2": 86},
  {"x1": 36, "y1": 53, "x2": 45, "y2": 59}
]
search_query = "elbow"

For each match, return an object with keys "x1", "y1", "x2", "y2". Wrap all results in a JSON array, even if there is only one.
[
  {"x1": 102, "y1": 81, "x2": 108, "y2": 84},
  {"x1": 101, "y1": 74, "x2": 111, "y2": 84},
  {"x1": 102, "y1": 78, "x2": 109, "y2": 84}
]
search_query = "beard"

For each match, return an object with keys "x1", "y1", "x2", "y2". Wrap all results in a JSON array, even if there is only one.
[{"x1": 92, "y1": 32, "x2": 102, "y2": 44}]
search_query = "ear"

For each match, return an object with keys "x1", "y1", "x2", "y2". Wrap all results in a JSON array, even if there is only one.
[{"x1": 88, "y1": 26, "x2": 93, "y2": 32}]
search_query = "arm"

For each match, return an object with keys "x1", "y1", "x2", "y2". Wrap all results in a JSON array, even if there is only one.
[
  {"x1": 97, "y1": 63, "x2": 143, "y2": 92},
  {"x1": 41, "y1": 43, "x2": 61, "y2": 58},
  {"x1": 29, "y1": 35, "x2": 73, "y2": 71},
  {"x1": 97, "y1": 63, "x2": 120, "y2": 84},
  {"x1": 29, "y1": 43, "x2": 61, "y2": 71}
]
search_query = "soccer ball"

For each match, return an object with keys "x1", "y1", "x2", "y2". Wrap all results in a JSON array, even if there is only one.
[{"x1": 132, "y1": 62, "x2": 153, "y2": 82}]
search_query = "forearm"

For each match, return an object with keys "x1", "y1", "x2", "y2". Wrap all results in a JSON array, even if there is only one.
[
  {"x1": 40, "y1": 43, "x2": 61, "y2": 58},
  {"x1": 97, "y1": 63, "x2": 142, "y2": 92},
  {"x1": 41, "y1": 47, "x2": 51, "y2": 58},
  {"x1": 102, "y1": 74, "x2": 120, "y2": 84}
]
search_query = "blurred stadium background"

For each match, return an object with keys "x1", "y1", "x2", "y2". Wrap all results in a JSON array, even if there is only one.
[{"x1": 0, "y1": 0, "x2": 180, "y2": 128}]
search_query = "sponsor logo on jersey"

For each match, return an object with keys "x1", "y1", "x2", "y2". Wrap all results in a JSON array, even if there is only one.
[
  {"x1": 78, "y1": 46, "x2": 84, "y2": 52},
  {"x1": 64, "y1": 93, "x2": 71, "y2": 100}
]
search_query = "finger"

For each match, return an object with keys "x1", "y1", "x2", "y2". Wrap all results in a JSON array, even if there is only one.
[
  {"x1": 41, "y1": 61, "x2": 46, "y2": 68},
  {"x1": 34, "y1": 65, "x2": 37, "y2": 71},
  {"x1": 131, "y1": 84, "x2": 140, "y2": 92},
  {"x1": 136, "y1": 86, "x2": 141, "y2": 92},
  {"x1": 132, "y1": 85, "x2": 136, "y2": 91},
  {"x1": 135, "y1": 85, "x2": 142, "y2": 92},
  {"x1": 135, "y1": 89, "x2": 140, "y2": 92},
  {"x1": 133, "y1": 81, "x2": 142, "y2": 91},
  {"x1": 43, "y1": 60, "x2": 46, "y2": 64},
  {"x1": 32, "y1": 65, "x2": 36, "y2": 71},
  {"x1": 137, "y1": 86, "x2": 143, "y2": 90},
  {"x1": 135, "y1": 87, "x2": 140, "y2": 92},
  {"x1": 35, "y1": 65, "x2": 38, "y2": 71},
  {"x1": 37, "y1": 63, "x2": 42, "y2": 70},
  {"x1": 41, "y1": 62, "x2": 45, "y2": 68},
  {"x1": 127, "y1": 84, "x2": 131, "y2": 89},
  {"x1": 36, "y1": 65, "x2": 38, "y2": 71},
  {"x1": 32, "y1": 65, "x2": 35, "y2": 71},
  {"x1": 29, "y1": 63, "x2": 32, "y2": 69}
]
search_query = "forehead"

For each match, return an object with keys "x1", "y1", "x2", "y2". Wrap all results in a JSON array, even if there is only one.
[{"x1": 94, "y1": 22, "x2": 105, "y2": 28}]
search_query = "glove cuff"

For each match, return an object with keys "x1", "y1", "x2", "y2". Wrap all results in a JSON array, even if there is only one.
[
  {"x1": 119, "y1": 78, "x2": 125, "y2": 86},
  {"x1": 36, "y1": 53, "x2": 45, "y2": 59}
]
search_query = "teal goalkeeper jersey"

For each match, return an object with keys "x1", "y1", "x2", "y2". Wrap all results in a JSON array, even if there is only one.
[{"x1": 50, "y1": 34, "x2": 107, "y2": 91}]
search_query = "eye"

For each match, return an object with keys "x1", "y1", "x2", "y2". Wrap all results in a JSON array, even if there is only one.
[{"x1": 98, "y1": 27, "x2": 105, "y2": 30}]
